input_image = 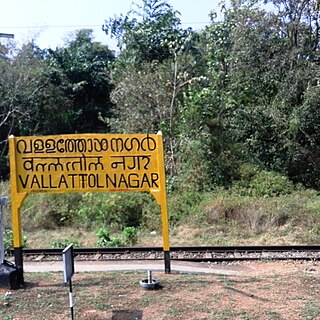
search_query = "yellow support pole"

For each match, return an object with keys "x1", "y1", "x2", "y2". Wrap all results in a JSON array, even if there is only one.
[
  {"x1": 151, "y1": 132, "x2": 170, "y2": 273},
  {"x1": 8, "y1": 136, "x2": 27, "y2": 285}
]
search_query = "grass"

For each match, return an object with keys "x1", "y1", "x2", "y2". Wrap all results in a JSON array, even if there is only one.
[
  {"x1": 300, "y1": 301, "x2": 320, "y2": 320},
  {"x1": 1, "y1": 263, "x2": 320, "y2": 319},
  {"x1": 3, "y1": 176, "x2": 320, "y2": 249}
]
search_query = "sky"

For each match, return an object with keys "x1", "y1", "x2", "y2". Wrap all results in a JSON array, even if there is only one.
[{"x1": 0, "y1": 0, "x2": 222, "y2": 50}]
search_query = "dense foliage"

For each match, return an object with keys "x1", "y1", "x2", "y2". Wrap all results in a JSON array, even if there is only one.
[{"x1": 1, "y1": 0, "x2": 320, "y2": 192}]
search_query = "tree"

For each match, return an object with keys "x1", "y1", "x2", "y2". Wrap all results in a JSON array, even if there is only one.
[
  {"x1": 199, "y1": 0, "x2": 320, "y2": 188},
  {"x1": 0, "y1": 42, "x2": 50, "y2": 178},
  {"x1": 0, "y1": 32, "x2": 115, "y2": 179},
  {"x1": 103, "y1": 0, "x2": 200, "y2": 179},
  {"x1": 103, "y1": 0, "x2": 191, "y2": 65},
  {"x1": 175, "y1": 10, "x2": 242, "y2": 189},
  {"x1": 46, "y1": 29, "x2": 115, "y2": 133}
]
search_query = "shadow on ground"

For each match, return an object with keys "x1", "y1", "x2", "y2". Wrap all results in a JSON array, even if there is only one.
[{"x1": 112, "y1": 309, "x2": 143, "y2": 319}]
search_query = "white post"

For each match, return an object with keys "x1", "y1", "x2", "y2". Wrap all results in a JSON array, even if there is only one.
[{"x1": 0, "y1": 197, "x2": 8, "y2": 264}]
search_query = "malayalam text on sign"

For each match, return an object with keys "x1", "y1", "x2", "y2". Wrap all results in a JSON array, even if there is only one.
[{"x1": 11, "y1": 133, "x2": 162, "y2": 194}]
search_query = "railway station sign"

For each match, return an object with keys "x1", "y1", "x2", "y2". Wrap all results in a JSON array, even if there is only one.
[
  {"x1": 12, "y1": 133, "x2": 162, "y2": 193},
  {"x1": 9, "y1": 132, "x2": 171, "y2": 284}
]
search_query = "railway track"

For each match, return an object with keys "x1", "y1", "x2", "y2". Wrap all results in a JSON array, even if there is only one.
[{"x1": 9, "y1": 245, "x2": 320, "y2": 263}]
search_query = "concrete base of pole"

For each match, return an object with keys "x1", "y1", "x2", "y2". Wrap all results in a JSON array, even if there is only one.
[{"x1": 0, "y1": 261, "x2": 20, "y2": 289}]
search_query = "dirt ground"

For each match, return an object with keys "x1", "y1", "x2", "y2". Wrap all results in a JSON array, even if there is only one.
[{"x1": 1, "y1": 260, "x2": 320, "y2": 319}]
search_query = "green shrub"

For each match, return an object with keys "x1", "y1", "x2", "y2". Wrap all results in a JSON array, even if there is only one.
[
  {"x1": 4, "y1": 228, "x2": 13, "y2": 254},
  {"x1": 96, "y1": 226, "x2": 138, "y2": 247},
  {"x1": 96, "y1": 227, "x2": 123, "y2": 247},
  {"x1": 76, "y1": 193, "x2": 114, "y2": 228},
  {"x1": 168, "y1": 191, "x2": 206, "y2": 225},
  {"x1": 104, "y1": 193, "x2": 144, "y2": 227},
  {"x1": 232, "y1": 165, "x2": 297, "y2": 197},
  {"x1": 77, "y1": 192, "x2": 157, "y2": 230},
  {"x1": 4, "y1": 228, "x2": 27, "y2": 254},
  {"x1": 140, "y1": 195, "x2": 161, "y2": 231},
  {"x1": 191, "y1": 188, "x2": 320, "y2": 239},
  {"x1": 23, "y1": 193, "x2": 82, "y2": 230},
  {"x1": 10, "y1": 186, "x2": 162, "y2": 233},
  {"x1": 122, "y1": 226, "x2": 138, "y2": 246},
  {"x1": 96, "y1": 227, "x2": 111, "y2": 246}
]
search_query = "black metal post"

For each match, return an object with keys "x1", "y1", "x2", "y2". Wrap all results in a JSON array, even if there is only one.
[
  {"x1": 0, "y1": 197, "x2": 8, "y2": 264},
  {"x1": 14, "y1": 247, "x2": 24, "y2": 286},
  {"x1": 164, "y1": 250, "x2": 171, "y2": 273}
]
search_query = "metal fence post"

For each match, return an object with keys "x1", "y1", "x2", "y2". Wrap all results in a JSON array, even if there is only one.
[{"x1": 0, "y1": 197, "x2": 8, "y2": 264}]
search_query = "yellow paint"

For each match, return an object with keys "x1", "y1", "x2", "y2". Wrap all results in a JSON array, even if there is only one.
[
  {"x1": 9, "y1": 133, "x2": 170, "y2": 252},
  {"x1": 13, "y1": 133, "x2": 160, "y2": 193},
  {"x1": 9, "y1": 136, "x2": 27, "y2": 247},
  {"x1": 151, "y1": 132, "x2": 170, "y2": 251},
  {"x1": 11, "y1": 193, "x2": 26, "y2": 248}
]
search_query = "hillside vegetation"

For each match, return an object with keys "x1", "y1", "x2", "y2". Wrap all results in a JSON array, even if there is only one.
[
  {"x1": 1, "y1": 0, "x2": 320, "y2": 248},
  {"x1": 2, "y1": 167, "x2": 320, "y2": 248}
]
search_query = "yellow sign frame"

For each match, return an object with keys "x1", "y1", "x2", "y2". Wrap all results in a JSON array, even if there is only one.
[{"x1": 9, "y1": 132, "x2": 170, "y2": 277}]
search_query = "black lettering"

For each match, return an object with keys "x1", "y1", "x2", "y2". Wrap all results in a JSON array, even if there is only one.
[
  {"x1": 35, "y1": 162, "x2": 47, "y2": 172},
  {"x1": 100, "y1": 138, "x2": 108, "y2": 151},
  {"x1": 66, "y1": 139, "x2": 75, "y2": 152},
  {"x1": 58, "y1": 174, "x2": 68, "y2": 188},
  {"x1": 88, "y1": 156, "x2": 104, "y2": 171},
  {"x1": 111, "y1": 138, "x2": 124, "y2": 152},
  {"x1": 17, "y1": 139, "x2": 32, "y2": 154},
  {"x1": 49, "y1": 175, "x2": 57, "y2": 188},
  {"x1": 106, "y1": 174, "x2": 117, "y2": 188},
  {"x1": 151, "y1": 173, "x2": 159, "y2": 188},
  {"x1": 87, "y1": 138, "x2": 93, "y2": 152},
  {"x1": 142, "y1": 155, "x2": 151, "y2": 170},
  {"x1": 141, "y1": 135, "x2": 156, "y2": 151},
  {"x1": 88, "y1": 174, "x2": 96, "y2": 188},
  {"x1": 57, "y1": 139, "x2": 65, "y2": 152},
  {"x1": 34, "y1": 139, "x2": 45, "y2": 153},
  {"x1": 118, "y1": 174, "x2": 129, "y2": 188},
  {"x1": 23, "y1": 158, "x2": 34, "y2": 171},
  {"x1": 111, "y1": 156, "x2": 126, "y2": 169},
  {"x1": 30, "y1": 175, "x2": 41, "y2": 189},
  {"x1": 79, "y1": 174, "x2": 87, "y2": 188},
  {"x1": 128, "y1": 173, "x2": 139, "y2": 188},
  {"x1": 48, "y1": 159, "x2": 64, "y2": 171},
  {"x1": 96, "y1": 174, "x2": 104, "y2": 188},
  {"x1": 124, "y1": 137, "x2": 140, "y2": 151},
  {"x1": 77, "y1": 139, "x2": 86, "y2": 152},
  {"x1": 93, "y1": 138, "x2": 105, "y2": 152},
  {"x1": 40, "y1": 175, "x2": 48, "y2": 188},
  {"x1": 18, "y1": 175, "x2": 29, "y2": 189},
  {"x1": 45, "y1": 139, "x2": 56, "y2": 153},
  {"x1": 68, "y1": 174, "x2": 77, "y2": 188},
  {"x1": 141, "y1": 173, "x2": 151, "y2": 188}
]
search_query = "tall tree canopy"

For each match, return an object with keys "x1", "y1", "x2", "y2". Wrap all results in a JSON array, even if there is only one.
[
  {"x1": 2, "y1": 0, "x2": 320, "y2": 190},
  {"x1": 102, "y1": 0, "x2": 201, "y2": 182},
  {"x1": 197, "y1": 0, "x2": 320, "y2": 188},
  {"x1": 0, "y1": 30, "x2": 115, "y2": 179},
  {"x1": 46, "y1": 29, "x2": 115, "y2": 133},
  {"x1": 102, "y1": 0, "x2": 193, "y2": 64}
]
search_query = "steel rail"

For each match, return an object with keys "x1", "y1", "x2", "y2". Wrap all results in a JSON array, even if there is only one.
[
  {"x1": 14, "y1": 244, "x2": 320, "y2": 254},
  {"x1": 8, "y1": 245, "x2": 320, "y2": 262}
]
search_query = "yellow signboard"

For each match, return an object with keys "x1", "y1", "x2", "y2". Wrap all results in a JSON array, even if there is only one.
[
  {"x1": 12, "y1": 133, "x2": 161, "y2": 193},
  {"x1": 9, "y1": 132, "x2": 170, "y2": 274}
]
